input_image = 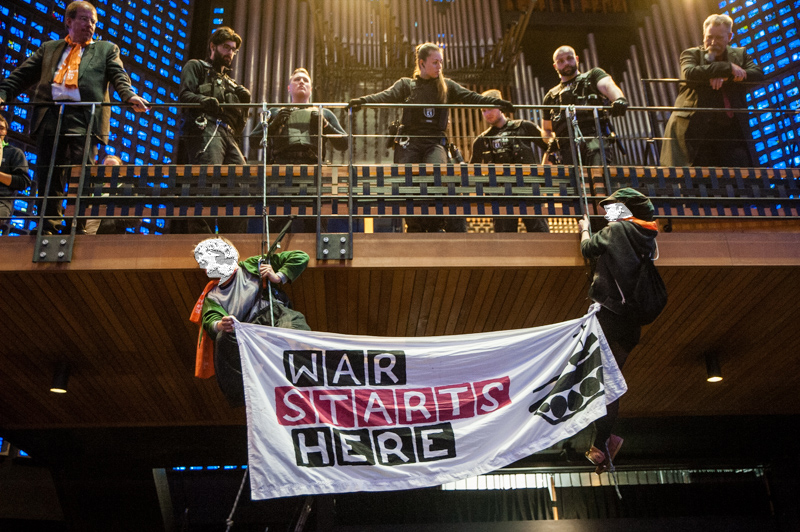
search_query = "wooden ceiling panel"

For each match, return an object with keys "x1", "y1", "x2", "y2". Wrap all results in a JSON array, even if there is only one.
[{"x1": 1, "y1": 232, "x2": 799, "y2": 431}]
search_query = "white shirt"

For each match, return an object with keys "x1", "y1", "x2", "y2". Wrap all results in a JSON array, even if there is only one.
[{"x1": 50, "y1": 42, "x2": 92, "y2": 102}]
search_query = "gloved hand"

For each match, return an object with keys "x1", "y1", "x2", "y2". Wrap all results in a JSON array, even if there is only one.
[
  {"x1": 309, "y1": 109, "x2": 331, "y2": 132},
  {"x1": 234, "y1": 85, "x2": 251, "y2": 103},
  {"x1": 348, "y1": 98, "x2": 365, "y2": 111},
  {"x1": 498, "y1": 99, "x2": 514, "y2": 114},
  {"x1": 268, "y1": 107, "x2": 293, "y2": 133},
  {"x1": 611, "y1": 97, "x2": 629, "y2": 117},
  {"x1": 200, "y1": 96, "x2": 220, "y2": 115}
]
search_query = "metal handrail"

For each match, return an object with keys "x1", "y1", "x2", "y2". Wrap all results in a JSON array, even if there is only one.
[{"x1": 1, "y1": 99, "x2": 798, "y2": 238}]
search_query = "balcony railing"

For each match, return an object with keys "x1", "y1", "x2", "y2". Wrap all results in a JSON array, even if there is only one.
[{"x1": 1, "y1": 100, "x2": 798, "y2": 259}]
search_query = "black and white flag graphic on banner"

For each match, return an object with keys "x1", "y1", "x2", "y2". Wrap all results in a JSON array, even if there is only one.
[{"x1": 235, "y1": 304, "x2": 625, "y2": 500}]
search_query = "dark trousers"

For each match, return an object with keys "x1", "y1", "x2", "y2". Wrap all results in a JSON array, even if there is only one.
[
  {"x1": 214, "y1": 301, "x2": 310, "y2": 407},
  {"x1": 35, "y1": 109, "x2": 97, "y2": 233},
  {"x1": 174, "y1": 123, "x2": 247, "y2": 234},
  {"x1": 693, "y1": 117, "x2": 753, "y2": 167},
  {"x1": 560, "y1": 136, "x2": 615, "y2": 167},
  {"x1": 593, "y1": 306, "x2": 641, "y2": 449},
  {"x1": 183, "y1": 122, "x2": 246, "y2": 166},
  {"x1": 395, "y1": 137, "x2": 466, "y2": 233}
]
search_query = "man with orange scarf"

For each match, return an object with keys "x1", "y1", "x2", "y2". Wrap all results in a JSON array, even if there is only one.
[
  {"x1": 0, "y1": 1, "x2": 149, "y2": 235},
  {"x1": 578, "y1": 188, "x2": 659, "y2": 474}
]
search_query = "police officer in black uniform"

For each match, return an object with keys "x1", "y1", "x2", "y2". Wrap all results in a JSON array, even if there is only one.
[
  {"x1": 542, "y1": 46, "x2": 628, "y2": 167},
  {"x1": 176, "y1": 26, "x2": 250, "y2": 233},
  {"x1": 249, "y1": 68, "x2": 348, "y2": 232},
  {"x1": 350, "y1": 42, "x2": 512, "y2": 232},
  {"x1": 179, "y1": 26, "x2": 250, "y2": 166},
  {"x1": 259, "y1": 68, "x2": 348, "y2": 164},
  {"x1": 471, "y1": 89, "x2": 550, "y2": 233}
]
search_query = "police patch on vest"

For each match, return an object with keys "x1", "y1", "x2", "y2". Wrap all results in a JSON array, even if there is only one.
[{"x1": 424, "y1": 107, "x2": 435, "y2": 118}]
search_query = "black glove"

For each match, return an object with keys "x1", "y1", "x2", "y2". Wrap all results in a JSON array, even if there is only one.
[
  {"x1": 234, "y1": 85, "x2": 251, "y2": 103},
  {"x1": 348, "y1": 98, "x2": 365, "y2": 111},
  {"x1": 200, "y1": 96, "x2": 220, "y2": 115},
  {"x1": 498, "y1": 99, "x2": 514, "y2": 114},
  {"x1": 309, "y1": 109, "x2": 331, "y2": 132},
  {"x1": 268, "y1": 107, "x2": 293, "y2": 133},
  {"x1": 611, "y1": 97, "x2": 629, "y2": 117}
]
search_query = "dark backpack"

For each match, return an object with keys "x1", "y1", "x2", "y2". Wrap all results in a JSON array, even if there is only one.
[{"x1": 615, "y1": 247, "x2": 668, "y2": 325}]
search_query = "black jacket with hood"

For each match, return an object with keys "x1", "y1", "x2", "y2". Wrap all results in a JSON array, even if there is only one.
[{"x1": 581, "y1": 220, "x2": 657, "y2": 317}]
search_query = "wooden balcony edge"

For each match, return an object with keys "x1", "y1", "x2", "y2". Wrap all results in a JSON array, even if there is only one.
[{"x1": 2, "y1": 231, "x2": 800, "y2": 272}]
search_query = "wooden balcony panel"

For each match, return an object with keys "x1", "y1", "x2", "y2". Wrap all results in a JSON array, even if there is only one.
[{"x1": 2, "y1": 230, "x2": 800, "y2": 432}]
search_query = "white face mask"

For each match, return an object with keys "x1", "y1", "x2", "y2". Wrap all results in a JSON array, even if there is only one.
[
  {"x1": 604, "y1": 202, "x2": 633, "y2": 222},
  {"x1": 195, "y1": 242, "x2": 238, "y2": 283}
]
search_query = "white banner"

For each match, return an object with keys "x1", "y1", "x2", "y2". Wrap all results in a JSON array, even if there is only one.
[{"x1": 235, "y1": 304, "x2": 625, "y2": 500}]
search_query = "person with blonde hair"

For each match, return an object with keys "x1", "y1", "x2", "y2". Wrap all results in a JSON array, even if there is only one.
[{"x1": 350, "y1": 43, "x2": 513, "y2": 232}]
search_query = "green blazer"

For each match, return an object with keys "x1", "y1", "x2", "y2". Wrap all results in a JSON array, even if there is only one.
[
  {"x1": 0, "y1": 39, "x2": 138, "y2": 145},
  {"x1": 660, "y1": 45, "x2": 764, "y2": 167}
]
